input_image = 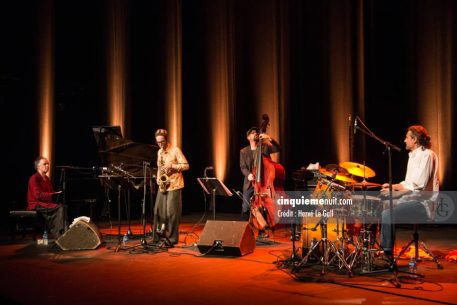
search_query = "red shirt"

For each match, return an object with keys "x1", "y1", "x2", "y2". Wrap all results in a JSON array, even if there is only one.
[{"x1": 27, "y1": 172, "x2": 59, "y2": 210}]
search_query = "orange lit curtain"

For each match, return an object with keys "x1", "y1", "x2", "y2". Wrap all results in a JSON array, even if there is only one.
[
  {"x1": 328, "y1": 0, "x2": 365, "y2": 163},
  {"x1": 205, "y1": 0, "x2": 235, "y2": 180},
  {"x1": 106, "y1": 0, "x2": 127, "y2": 135},
  {"x1": 247, "y1": 0, "x2": 289, "y2": 163},
  {"x1": 414, "y1": 0, "x2": 453, "y2": 186},
  {"x1": 163, "y1": 0, "x2": 182, "y2": 148},
  {"x1": 38, "y1": 0, "x2": 54, "y2": 177}
]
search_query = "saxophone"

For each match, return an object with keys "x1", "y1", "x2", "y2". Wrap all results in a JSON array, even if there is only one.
[{"x1": 158, "y1": 156, "x2": 170, "y2": 193}]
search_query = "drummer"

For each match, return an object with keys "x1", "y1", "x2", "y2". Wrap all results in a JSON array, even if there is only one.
[{"x1": 379, "y1": 125, "x2": 439, "y2": 256}]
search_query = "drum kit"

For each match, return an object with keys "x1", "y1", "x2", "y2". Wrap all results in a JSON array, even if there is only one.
[{"x1": 294, "y1": 161, "x2": 385, "y2": 276}]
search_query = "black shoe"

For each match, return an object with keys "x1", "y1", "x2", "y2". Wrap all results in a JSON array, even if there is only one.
[{"x1": 257, "y1": 230, "x2": 269, "y2": 239}]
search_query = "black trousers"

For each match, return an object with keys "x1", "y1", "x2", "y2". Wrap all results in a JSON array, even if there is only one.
[
  {"x1": 36, "y1": 205, "x2": 65, "y2": 238},
  {"x1": 153, "y1": 189, "x2": 182, "y2": 243}
]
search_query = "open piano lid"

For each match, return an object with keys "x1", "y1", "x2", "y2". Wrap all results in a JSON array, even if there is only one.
[{"x1": 92, "y1": 126, "x2": 158, "y2": 178}]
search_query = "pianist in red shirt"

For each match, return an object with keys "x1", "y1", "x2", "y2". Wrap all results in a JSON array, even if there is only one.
[{"x1": 27, "y1": 156, "x2": 65, "y2": 238}]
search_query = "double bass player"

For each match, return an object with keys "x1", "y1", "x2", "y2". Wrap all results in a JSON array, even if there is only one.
[{"x1": 240, "y1": 125, "x2": 281, "y2": 238}]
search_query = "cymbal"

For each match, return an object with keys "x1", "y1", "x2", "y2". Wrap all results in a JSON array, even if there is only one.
[
  {"x1": 319, "y1": 168, "x2": 356, "y2": 183},
  {"x1": 324, "y1": 164, "x2": 349, "y2": 176},
  {"x1": 352, "y1": 181, "x2": 382, "y2": 189},
  {"x1": 339, "y1": 162, "x2": 376, "y2": 178}
]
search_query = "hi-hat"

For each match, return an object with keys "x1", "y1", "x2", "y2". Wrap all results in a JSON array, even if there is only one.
[
  {"x1": 324, "y1": 164, "x2": 349, "y2": 175},
  {"x1": 352, "y1": 181, "x2": 381, "y2": 189},
  {"x1": 319, "y1": 168, "x2": 356, "y2": 183},
  {"x1": 339, "y1": 162, "x2": 376, "y2": 178}
]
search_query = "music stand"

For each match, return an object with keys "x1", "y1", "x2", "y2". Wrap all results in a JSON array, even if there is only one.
[{"x1": 197, "y1": 178, "x2": 233, "y2": 220}]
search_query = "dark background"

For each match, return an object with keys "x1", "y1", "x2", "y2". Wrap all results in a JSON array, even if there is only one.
[{"x1": 1, "y1": 0, "x2": 456, "y2": 221}]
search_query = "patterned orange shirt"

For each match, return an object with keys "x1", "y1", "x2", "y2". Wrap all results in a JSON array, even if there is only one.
[{"x1": 156, "y1": 143, "x2": 189, "y2": 191}]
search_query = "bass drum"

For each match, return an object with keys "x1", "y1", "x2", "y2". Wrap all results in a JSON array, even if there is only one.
[
  {"x1": 301, "y1": 207, "x2": 360, "y2": 255},
  {"x1": 301, "y1": 216, "x2": 337, "y2": 247},
  {"x1": 301, "y1": 214, "x2": 349, "y2": 255}
]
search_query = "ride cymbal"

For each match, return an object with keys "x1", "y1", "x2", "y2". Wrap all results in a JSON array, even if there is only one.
[{"x1": 339, "y1": 162, "x2": 376, "y2": 178}]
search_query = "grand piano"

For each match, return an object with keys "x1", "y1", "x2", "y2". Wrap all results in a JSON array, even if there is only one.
[{"x1": 92, "y1": 126, "x2": 159, "y2": 236}]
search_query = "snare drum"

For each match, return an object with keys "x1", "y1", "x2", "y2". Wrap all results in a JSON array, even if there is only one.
[{"x1": 350, "y1": 195, "x2": 382, "y2": 218}]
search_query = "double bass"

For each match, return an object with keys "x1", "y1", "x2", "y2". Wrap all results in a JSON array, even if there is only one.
[{"x1": 250, "y1": 114, "x2": 286, "y2": 230}]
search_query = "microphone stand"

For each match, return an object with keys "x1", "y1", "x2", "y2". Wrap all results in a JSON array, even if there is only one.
[
  {"x1": 56, "y1": 167, "x2": 69, "y2": 231},
  {"x1": 353, "y1": 116, "x2": 403, "y2": 287},
  {"x1": 349, "y1": 114, "x2": 354, "y2": 161},
  {"x1": 129, "y1": 162, "x2": 162, "y2": 254},
  {"x1": 140, "y1": 161, "x2": 150, "y2": 246}
]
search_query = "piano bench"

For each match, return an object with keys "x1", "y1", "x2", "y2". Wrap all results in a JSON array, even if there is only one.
[{"x1": 8, "y1": 210, "x2": 42, "y2": 241}]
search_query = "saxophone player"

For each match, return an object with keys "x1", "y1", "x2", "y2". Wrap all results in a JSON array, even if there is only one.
[{"x1": 153, "y1": 129, "x2": 189, "y2": 245}]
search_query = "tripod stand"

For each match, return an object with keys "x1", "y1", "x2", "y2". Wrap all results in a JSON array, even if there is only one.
[
  {"x1": 395, "y1": 223, "x2": 442, "y2": 269},
  {"x1": 346, "y1": 219, "x2": 382, "y2": 274},
  {"x1": 114, "y1": 183, "x2": 133, "y2": 252},
  {"x1": 346, "y1": 183, "x2": 383, "y2": 274},
  {"x1": 274, "y1": 222, "x2": 302, "y2": 268}
]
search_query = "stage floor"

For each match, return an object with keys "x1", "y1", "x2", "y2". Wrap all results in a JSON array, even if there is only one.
[{"x1": 1, "y1": 213, "x2": 456, "y2": 305}]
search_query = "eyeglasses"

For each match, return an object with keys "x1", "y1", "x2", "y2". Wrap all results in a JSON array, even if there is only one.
[{"x1": 156, "y1": 140, "x2": 167, "y2": 144}]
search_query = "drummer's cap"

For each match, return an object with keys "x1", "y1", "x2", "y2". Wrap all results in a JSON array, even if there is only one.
[
  {"x1": 246, "y1": 127, "x2": 259, "y2": 137},
  {"x1": 155, "y1": 129, "x2": 168, "y2": 140}
]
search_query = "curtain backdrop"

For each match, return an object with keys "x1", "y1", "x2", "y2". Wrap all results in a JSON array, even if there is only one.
[{"x1": 2, "y1": 0, "x2": 456, "y2": 211}]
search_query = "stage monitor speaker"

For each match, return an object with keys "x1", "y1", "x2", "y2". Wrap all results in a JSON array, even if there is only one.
[
  {"x1": 56, "y1": 220, "x2": 102, "y2": 250},
  {"x1": 197, "y1": 220, "x2": 255, "y2": 256}
]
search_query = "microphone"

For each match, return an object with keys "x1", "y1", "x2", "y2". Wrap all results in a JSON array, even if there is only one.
[{"x1": 354, "y1": 117, "x2": 357, "y2": 135}]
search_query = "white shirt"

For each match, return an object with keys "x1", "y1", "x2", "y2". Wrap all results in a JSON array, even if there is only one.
[
  {"x1": 400, "y1": 146, "x2": 439, "y2": 191},
  {"x1": 398, "y1": 146, "x2": 439, "y2": 219}
]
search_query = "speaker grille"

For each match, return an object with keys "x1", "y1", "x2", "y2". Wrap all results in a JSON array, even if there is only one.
[{"x1": 56, "y1": 220, "x2": 102, "y2": 250}]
